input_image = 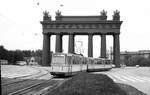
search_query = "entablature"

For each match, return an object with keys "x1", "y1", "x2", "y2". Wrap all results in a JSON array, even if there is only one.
[
  {"x1": 43, "y1": 28, "x2": 120, "y2": 35},
  {"x1": 41, "y1": 21, "x2": 122, "y2": 30}
]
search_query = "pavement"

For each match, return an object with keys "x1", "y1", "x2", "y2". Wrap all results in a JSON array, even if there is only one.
[
  {"x1": 1, "y1": 65, "x2": 39, "y2": 78},
  {"x1": 1, "y1": 65, "x2": 53, "y2": 80},
  {"x1": 93, "y1": 67, "x2": 150, "y2": 95}
]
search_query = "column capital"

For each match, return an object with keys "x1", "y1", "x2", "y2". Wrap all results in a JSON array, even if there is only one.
[
  {"x1": 113, "y1": 33, "x2": 120, "y2": 36},
  {"x1": 56, "y1": 33, "x2": 63, "y2": 35},
  {"x1": 56, "y1": 34, "x2": 63, "y2": 37},
  {"x1": 101, "y1": 34, "x2": 106, "y2": 36},
  {"x1": 42, "y1": 32, "x2": 52, "y2": 36},
  {"x1": 88, "y1": 34, "x2": 93, "y2": 40},
  {"x1": 68, "y1": 33, "x2": 75, "y2": 36},
  {"x1": 88, "y1": 33, "x2": 94, "y2": 35}
]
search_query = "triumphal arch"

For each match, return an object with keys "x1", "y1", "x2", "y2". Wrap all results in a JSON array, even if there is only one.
[{"x1": 40, "y1": 10, "x2": 123, "y2": 67}]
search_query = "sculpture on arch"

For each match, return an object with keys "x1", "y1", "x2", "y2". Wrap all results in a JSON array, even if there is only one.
[
  {"x1": 100, "y1": 10, "x2": 107, "y2": 16},
  {"x1": 100, "y1": 10, "x2": 107, "y2": 20},
  {"x1": 56, "y1": 10, "x2": 62, "y2": 16},
  {"x1": 43, "y1": 10, "x2": 51, "y2": 21},
  {"x1": 113, "y1": 10, "x2": 120, "y2": 21}
]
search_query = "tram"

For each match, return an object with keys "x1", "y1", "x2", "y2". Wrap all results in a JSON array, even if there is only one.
[
  {"x1": 50, "y1": 53, "x2": 112, "y2": 76},
  {"x1": 87, "y1": 58, "x2": 111, "y2": 72}
]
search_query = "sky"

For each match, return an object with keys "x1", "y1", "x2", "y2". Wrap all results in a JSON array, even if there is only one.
[{"x1": 0, "y1": 0, "x2": 150, "y2": 57}]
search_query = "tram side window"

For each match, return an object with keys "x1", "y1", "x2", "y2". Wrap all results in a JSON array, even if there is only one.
[
  {"x1": 73, "y1": 59, "x2": 76, "y2": 64},
  {"x1": 77, "y1": 56, "x2": 82, "y2": 64},
  {"x1": 105, "y1": 60, "x2": 110, "y2": 64},
  {"x1": 73, "y1": 56, "x2": 76, "y2": 64},
  {"x1": 89, "y1": 59, "x2": 92, "y2": 64},
  {"x1": 105, "y1": 60, "x2": 108, "y2": 64},
  {"x1": 83, "y1": 58, "x2": 86, "y2": 64},
  {"x1": 98, "y1": 60, "x2": 103, "y2": 64},
  {"x1": 79, "y1": 57, "x2": 82, "y2": 64},
  {"x1": 91, "y1": 59, "x2": 94, "y2": 64},
  {"x1": 67, "y1": 56, "x2": 72, "y2": 64},
  {"x1": 72, "y1": 56, "x2": 78, "y2": 64},
  {"x1": 94, "y1": 60, "x2": 97, "y2": 64},
  {"x1": 76, "y1": 57, "x2": 79, "y2": 64}
]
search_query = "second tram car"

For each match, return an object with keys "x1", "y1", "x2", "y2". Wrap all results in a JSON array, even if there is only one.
[{"x1": 50, "y1": 53, "x2": 112, "y2": 76}]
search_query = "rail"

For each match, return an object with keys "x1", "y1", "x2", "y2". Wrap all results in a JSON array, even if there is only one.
[
  {"x1": 2, "y1": 67, "x2": 48, "y2": 86},
  {"x1": 8, "y1": 77, "x2": 67, "y2": 95}
]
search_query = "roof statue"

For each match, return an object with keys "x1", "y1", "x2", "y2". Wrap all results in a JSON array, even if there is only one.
[
  {"x1": 43, "y1": 10, "x2": 51, "y2": 21},
  {"x1": 55, "y1": 10, "x2": 62, "y2": 21},
  {"x1": 56, "y1": 10, "x2": 62, "y2": 16},
  {"x1": 100, "y1": 10, "x2": 107, "y2": 16},
  {"x1": 114, "y1": 10, "x2": 120, "y2": 17},
  {"x1": 113, "y1": 10, "x2": 120, "y2": 21},
  {"x1": 100, "y1": 10, "x2": 107, "y2": 20},
  {"x1": 43, "y1": 11, "x2": 49, "y2": 17}
]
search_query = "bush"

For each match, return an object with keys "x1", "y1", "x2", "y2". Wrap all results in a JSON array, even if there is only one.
[{"x1": 131, "y1": 56, "x2": 150, "y2": 66}]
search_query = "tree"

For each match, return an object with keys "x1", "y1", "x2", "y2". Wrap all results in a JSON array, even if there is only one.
[
  {"x1": 0, "y1": 45, "x2": 8, "y2": 60},
  {"x1": 124, "y1": 54, "x2": 131, "y2": 66},
  {"x1": 0, "y1": 45, "x2": 44, "y2": 65},
  {"x1": 131, "y1": 56, "x2": 150, "y2": 66},
  {"x1": 33, "y1": 49, "x2": 42, "y2": 57},
  {"x1": 22, "y1": 50, "x2": 31, "y2": 57}
]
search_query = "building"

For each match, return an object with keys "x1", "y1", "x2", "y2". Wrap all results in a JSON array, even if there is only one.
[
  {"x1": 0, "y1": 59, "x2": 8, "y2": 65},
  {"x1": 120, "y1": 50, "x2": 150, "y2": 66},
  {"x1": 28, "y1": 57, "x2": 38, "y2": 65},
  {"x1": 24, "y1": 57, "x2": 39, "y2": 65}
]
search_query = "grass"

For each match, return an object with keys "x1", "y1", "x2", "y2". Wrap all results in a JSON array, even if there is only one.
[{"x1": 48, "y1": 72, "x2": 127, "y2": 95}]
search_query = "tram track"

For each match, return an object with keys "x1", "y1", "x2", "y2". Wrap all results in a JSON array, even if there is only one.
[
  {"x1": 2, "y1": 67, "x2": 48, "y2": 86},
  {"x1": 8, "y1": 77, "x2": 67, "y2": 95},
  {"x1": 2, "y1": 66, "x2": 69, "y2": 95},
  {"x1": 2, "y1": 67, "x2": 53, "y2": 95}
]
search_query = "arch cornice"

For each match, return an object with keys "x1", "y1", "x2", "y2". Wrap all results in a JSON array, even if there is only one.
[{"x1": 41, "y1": 15, "x2": 122, "y2": 35}]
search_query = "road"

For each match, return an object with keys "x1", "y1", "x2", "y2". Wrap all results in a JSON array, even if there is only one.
[
  {"x1": 93, "y1": 67, "x2": 150, "y2": 95},
  {"x1": 1, "y1": 65, "x2": 53, "y2": 95}
]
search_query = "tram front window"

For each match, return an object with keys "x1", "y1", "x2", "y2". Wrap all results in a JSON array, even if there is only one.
[{"x1": 52, "y1": 55, "x2": 65, "y2": 65}]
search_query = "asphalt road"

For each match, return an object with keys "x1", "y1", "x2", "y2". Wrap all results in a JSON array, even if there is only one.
[{"x1": 93, "y1": 67, "x2": 150, "y2": 95}]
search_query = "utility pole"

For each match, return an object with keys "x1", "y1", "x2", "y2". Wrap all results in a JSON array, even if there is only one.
[
  {"x1": 110, "y1": 46, "x2": 113, "y2": 60},
  {"x1": 75, "y1": 41, "x2": 83, "y2": 55}
]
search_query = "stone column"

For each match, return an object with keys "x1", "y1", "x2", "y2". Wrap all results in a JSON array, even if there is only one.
[
  {"x1": 42, "y1": 34, "x2": 50, "y2": 66},
  {"x1": 101, "y1": 34, "x2": 106, "y2": 58},
  {"x1": 113, "y1": 34, "x2": 120, "y2": 67},
  {"x1": 68, "y1": 34, "x2": 74, "y2": 53},
  {"x1": 88, "y1": 34, "x2": 93, "y2": 57},
  {"x1": 55, "y1": 34, "x2": 62, "y2": 52}
]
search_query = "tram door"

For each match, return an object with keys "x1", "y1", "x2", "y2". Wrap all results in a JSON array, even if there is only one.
[{"x1": 67, "y1": 55, "x2": 72, "y2": 75}]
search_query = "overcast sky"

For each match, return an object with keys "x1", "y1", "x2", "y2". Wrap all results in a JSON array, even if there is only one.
[{"x1": 0, "y1": 0, "x2": 150, "y2": 57}]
